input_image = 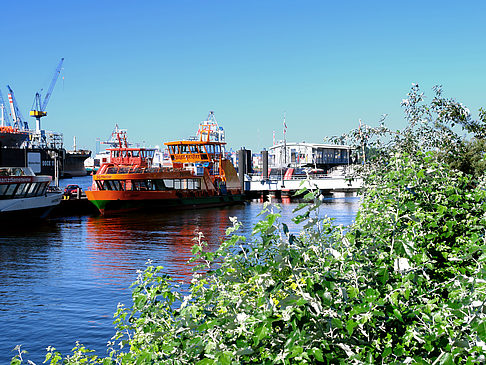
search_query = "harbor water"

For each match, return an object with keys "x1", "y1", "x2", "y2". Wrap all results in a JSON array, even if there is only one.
[{"x1": 0, "y1": 175, "x2": 360, "y2": 364}]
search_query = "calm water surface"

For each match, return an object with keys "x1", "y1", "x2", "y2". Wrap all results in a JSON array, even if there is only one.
[{"x1": 0, "y1": 176, "x2": 360, "y2": 364}]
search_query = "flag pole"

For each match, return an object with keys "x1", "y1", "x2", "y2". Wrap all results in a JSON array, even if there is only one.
[{"x1": 283, "y1": 112, "x2": 287, "y2": 166}]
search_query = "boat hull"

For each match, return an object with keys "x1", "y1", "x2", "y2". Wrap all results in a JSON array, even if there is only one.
[
  {"x1": 64, "y1": 150, "x2": 91, "y2": 177},
  {"x1": 85, "y1": 190, "x2": 244, "y2": 216},
  {"x1": 0, "y1": 192, "x2": 63, "y2": 220}
]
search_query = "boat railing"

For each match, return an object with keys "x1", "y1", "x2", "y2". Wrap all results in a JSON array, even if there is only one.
[
  {"x1": 247, "y1": 173, "x2": 337, "y2": 181},
  {"x1": 102, "y1": 166, "x2": 176, "y2": 175}
]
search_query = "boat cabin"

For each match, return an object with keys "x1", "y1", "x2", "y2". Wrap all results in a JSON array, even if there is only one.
[
  {"x1": 0, "y1": 167, "x2": 52, "y2": 199},
  {"x1": 107, "y1": 147, "x2": 156, "y2": 168},
  {"x1": 164, "y1": 141, "x2": 224, "y2": 164}
]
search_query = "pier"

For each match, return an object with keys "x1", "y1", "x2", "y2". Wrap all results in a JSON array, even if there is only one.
[
  {"x1": 244, "y1": 173, "x2": 362, "y2": 200},
  {"x1": 236, "y1": 144, "x2": 362, "y2": 201}
]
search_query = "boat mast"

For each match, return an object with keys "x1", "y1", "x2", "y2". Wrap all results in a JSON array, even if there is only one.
[{"x1": 283, "y1": 112, "x2": 287, "y2": 167}]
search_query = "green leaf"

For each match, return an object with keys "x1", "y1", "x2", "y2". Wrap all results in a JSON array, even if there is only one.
[
  {"x1": 311, "y1": 348, "x2": 324, "y2": 362},
  {"x1": 437, "y1": 352, "x2": 454, "y2": 365},
  {"x1": 346, "y1": 319, "x2": 358, "y2": 335},
  {"x1": 477, "y1": 320, "x2": 486, "y2": 341}
]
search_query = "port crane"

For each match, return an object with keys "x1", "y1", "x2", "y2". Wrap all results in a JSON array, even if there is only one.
[
  {"x1": 7, "y1": 85, "x2": 28, "y2": 130},
  {"x1": 30, "y1": 58, "x2": 64, "y2": 132},
  {"x1": 0, "y1": 90, "x2": 11, "y2": 127}
]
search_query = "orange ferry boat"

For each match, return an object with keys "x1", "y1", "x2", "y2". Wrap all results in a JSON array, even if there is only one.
[{"x1": 85, "y1": 113, "x2": 244, "y2": 216}]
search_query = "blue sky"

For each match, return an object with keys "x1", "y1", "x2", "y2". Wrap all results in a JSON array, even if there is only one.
[{"x1": 1, "y1": 0, "x2": 484, "y2": 152}]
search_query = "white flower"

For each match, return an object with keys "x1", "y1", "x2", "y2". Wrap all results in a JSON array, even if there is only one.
[
  {"x1": 237, "y1": 312, "x2": 249, "y2": 323},
  {"x1": 394, "y1": 257, "x2": 411, "y2": 273}
]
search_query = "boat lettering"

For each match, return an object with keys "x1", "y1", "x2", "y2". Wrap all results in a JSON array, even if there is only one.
[{"x1": 0, "y1": 177, "x2": 33, "y2": 183}]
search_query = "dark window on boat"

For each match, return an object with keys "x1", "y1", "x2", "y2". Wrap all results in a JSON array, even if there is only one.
[
  {"x1": 0, "y1": 184, "x2": 9, "y2": 198},
  {"x1": 38, "y1": 183, "x2": 48, "y2": 195},
  {"x1": 131, "y1": 180, "x2": 140, "y2": 191},
  {"x1": 153, "y1": 179, "x2": 166, "y2": 190},
  {"x1": 141, "y1": 180, "x2": 150, "y2": 191},
  {"x1": 131, "y1": 180, "x2": 148, "y2": 191},
  {"x1": 106, "y1": 181, "x2": 115, "y2": 190},
  {"x1": 5, "y1": 183, "x2": 18, "y2": 197},
  {"x1": 14, "y1": 183, "x2": 28, "y2": 197},
  {"x1": 96, "y1": 181, "x2": 104, "y2": 190},
  {"x1": 111, "y1": 180, "x2": 123, "y2": 191}
]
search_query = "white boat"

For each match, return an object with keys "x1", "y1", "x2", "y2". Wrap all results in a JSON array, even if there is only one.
[
  {"x1": 84, "y1": 150, "x2": 110, "y2": 174},
  {"x1": 0, "y1": 167, "x2": 62, "y2": 220}
]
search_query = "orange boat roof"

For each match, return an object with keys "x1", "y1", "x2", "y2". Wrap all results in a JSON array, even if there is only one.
[{"x1": 164, "y1": 140, "x2": 226, "y2": 146}]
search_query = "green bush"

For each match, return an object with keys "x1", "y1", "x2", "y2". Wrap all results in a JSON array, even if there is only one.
[{"x1": 12, "y1": 86, "x2": 486, "y2": 364}]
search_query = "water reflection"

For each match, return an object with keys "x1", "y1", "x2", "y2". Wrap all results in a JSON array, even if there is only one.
[
  {"x1": 0, "y1": 199, "x2": 360, "y2": 364},
  {"x1": 85, "y1": 208, "x2": 238, "y2": 283}
]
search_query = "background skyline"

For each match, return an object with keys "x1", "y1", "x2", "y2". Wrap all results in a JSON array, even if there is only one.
[{"x1": 1, "y1": 0, "x2": 484, "y2": 153}]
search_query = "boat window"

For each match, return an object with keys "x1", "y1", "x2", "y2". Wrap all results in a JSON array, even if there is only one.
[
  {"x1": 132, "y1": 150, "x2": 140, "y2": 157},
  {"x1": 104, "y1": 180, "x2": 114, "y2": 190},
  {"x1": 96, "y1": 181, "x2": 104, "y2": 190},
  {"x1": 164, "y1": 179, "x2": 174, "y2": 189},
  {"x1": 14, "y1": 183, "x2": 28, "y2": 197},
  {"x1": 0, "y1": 184, "x2": 9, "y2": 197},
  {"x1": 187, "y1": 179, "x2": 195, "y2": 189},
  {"x1": 27, "y1": 183, "x2": 39, "y2": 197},
  {"x1": 189, "y1": 145, "x2": 198, "y2": 153},
  {"x1": 5, "y1": 183, "x2": 18, "y2": 197},
  {"x1": 111, "y1": 180, "x2": 123, "y2": 191},
  {"x1": 140, "y1": 180, "x2": 150, "y2": 191},
  {"x1": 131, "y1": 180, "x2": 140, "y2": 191},
  {"x1": 195, "y1": 179, "x2": 201, "y2": 189},
  {"x1": 154, "y1": 179, "x2": 166, "y2": 190},
  {"x1": 39, "y1": 183, "x2": 48, "y2": 195},
  {"x1": 174, "y1": 179, "x2": 181, "y2": 189}
]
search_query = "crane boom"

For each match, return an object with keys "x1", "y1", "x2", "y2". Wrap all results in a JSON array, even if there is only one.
[
  {"x1": 41, "y1": 57, "x2": 64, "y2": 111},
  {"x1": 0, "y1": 90, "x2": 10, "y2": 126},
  {"x1": 30, "y1": 57, "x2": 64, "y2": 131},
  {"x1": 7, "y1": 85, "x2": 27, "y2": 130}
]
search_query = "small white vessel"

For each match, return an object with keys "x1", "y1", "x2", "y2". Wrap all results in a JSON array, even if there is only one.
[{"x1": 0, "y1": 167, "x2": 62, "y2": 220}]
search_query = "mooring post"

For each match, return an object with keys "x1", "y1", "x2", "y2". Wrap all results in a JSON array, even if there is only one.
[
  {"x1": 238, "y1": 149, "x2": 246, "y2": 191},
  {"x1": 262, "y1": 149, "x2": 268, "y2": 180}
]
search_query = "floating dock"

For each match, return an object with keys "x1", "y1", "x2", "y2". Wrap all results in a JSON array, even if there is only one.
[{"x1": 244, "y1": 174, "x2": 362, "y2": 200}]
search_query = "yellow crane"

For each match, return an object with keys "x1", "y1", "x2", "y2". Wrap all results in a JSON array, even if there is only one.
[{"x1": 30, "y1": 58, "x2": 64, "y2": 131}]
